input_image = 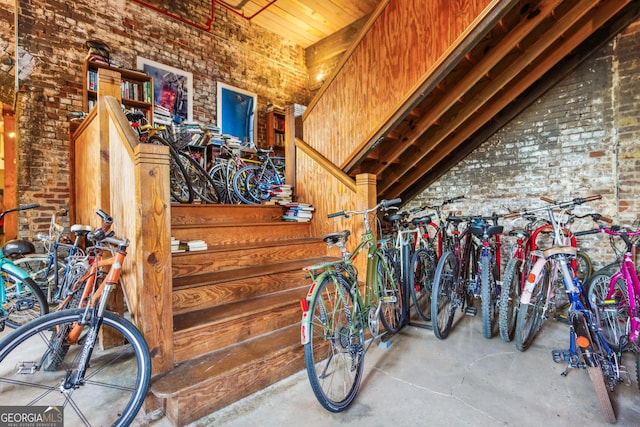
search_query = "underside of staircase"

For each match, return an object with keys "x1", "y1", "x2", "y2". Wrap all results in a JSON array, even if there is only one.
[{"x1": 149, "y1": 204, "x2": 328, "y2": 426}]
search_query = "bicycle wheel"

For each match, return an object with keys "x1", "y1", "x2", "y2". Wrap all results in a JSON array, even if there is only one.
[
  {"x1": 376, "y1": 254, "x2": 403, "y2": 334},
  {"x1": 148, "y1": 136, "x2": 193, "y2": 203},
  {"x1": 409, "y1": 248, "x2": 436, "y2": 321},
  {"x1": 498, "y1": 258, "x2": 521, "y2": 342},
  {"x1": 244, "y1": 167, "x2": 278, "y2": 204},
  {"x1": 480, "y1": 254, "x2": 498, "y2": 339},
  {"x1": 0, "y1": 308, "x2": 151, "y2": 426},
  {"x1": 304, "y1": 274, "x2": 364, "y2": 412},
  {"x1": 232, "y1": 165, "x2": 262, "y2": 204},
  {"x1": 515, "y1": 262, "x2": 551, "y2": 351},
  {"x1": 177, "y1": 151, "x2": 219, "y2": 203},
  {"x1": 209, "y1": 161, "x2": 233, "y2": 204},
  {"x1": 431, "y1": 251, "x2": 458, "y2": 339},
  {"x1": 2, "y1": 273, "x2": 48, "y2": 329},
  {"x1": 13, "y1": 255, "x2": 64, "y2": 305},
  {"x1": 576, "y1": 250, "x2": 593, "y2": 284},
  {"x1": 587, "y1": 272, "x2": 628, "y2": 352}
]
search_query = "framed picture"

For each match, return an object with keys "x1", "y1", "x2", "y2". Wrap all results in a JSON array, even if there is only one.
[
  {"x1": 137, "y1": 57, "x2": 193, "y2": 123},
  {"x1": 216, "y1": 82, "x2": 257, "y2": 144}
]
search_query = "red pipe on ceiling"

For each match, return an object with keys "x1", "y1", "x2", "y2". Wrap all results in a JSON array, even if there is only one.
[{"x1": 128, "y1": 0, "x2": 278, "y2": 32}]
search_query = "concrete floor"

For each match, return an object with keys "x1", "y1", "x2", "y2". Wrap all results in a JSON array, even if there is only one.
[{"x1": 136, "y1": 312, "x2": 640, "y2": 427}]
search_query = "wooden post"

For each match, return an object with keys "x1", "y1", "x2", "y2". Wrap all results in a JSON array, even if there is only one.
[
  {"x1": 284, "y1": 105, "x2": 296, "y2": 191},
  {"x1": 354, "y1": 173, "x2": 377, "y2": 274}
]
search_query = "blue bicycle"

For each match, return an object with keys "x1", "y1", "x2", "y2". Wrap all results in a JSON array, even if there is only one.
[{"x1": 0, "y1": 204, "x2": 48, "y2": 330}]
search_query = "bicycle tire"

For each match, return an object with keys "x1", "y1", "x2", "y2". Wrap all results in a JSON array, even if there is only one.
[
  {"x1": 576, "y1": 250, "x2": 593, "y2": 284},
  {"x1": 515, "y1": 262, "x2": 550, "y2": 351},
  {"x1": 232, "y1": 165, "x2": 263, "y2": 204},
  {"x1": 409, "y1": 248, "x2": 436, "y2": 321},
  {"x1": 177, "y1": 151, "x2": 219, "y2": 203},
  {"x1": 148, "y1": 136, "x2": 193, "y2": 203},
  {"x1": 480, "y1": 254, "x2": 498, "y2": 339},
  {"x1": 304, "y1": 274, "x2": 364, "y2": 412},
  {"x1": 2, "y1": 273, "x2": 48, "y2": 329},
  {"x1": 586, "y1": 272, "x2": 628, "y2": 352},
  {"x1": 431, "y1": 251, "x2": 458, "y2": 340},
  {"x1": 13, "y1": 255, "x2": 64, "y2": 305},
  {"x1": 0, "y1": 308, "x2": 151, "y2": 426},
  {"x1": 498, "y1": 258, "x2": 521, "y2": 342},
  {"x1": 376, "y1": 254, "x2": 403, "y2": 334},
  {"x1": 209, "y1": 161, "x2": 233, "y2": 204}
]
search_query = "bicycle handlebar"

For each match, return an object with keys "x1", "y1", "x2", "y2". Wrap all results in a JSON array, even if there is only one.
[
  {"x1": 0, "y1": 203, "x2": 40, "y2": 221},
  {"x1": 415, "y1": 195, "x2": 464, "y2": 212},
  {"x1": 504, "y1": 195, "x2": 602, "y2": 219},
  {"x1": 328, "y1": 198, "x2": 402, "y2": 219}
]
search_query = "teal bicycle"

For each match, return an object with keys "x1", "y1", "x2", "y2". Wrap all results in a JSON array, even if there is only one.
[
  {"x1": 300, "y1": 198, "x2": 403, "y2": 412},
  {"x1": 0, "y1": 204, "x2": 48, "y2": 330}
]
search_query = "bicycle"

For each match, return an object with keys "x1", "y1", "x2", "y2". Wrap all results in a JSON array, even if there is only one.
[
  {"x1": 13, "y1": 209, "x2": 92, "y2": 309},
  {"x1": 0, "y1": 204, "x2": 49, "y2": 330},
  {"x1": 530, "y1": 208, "x2": 627, "y2": 423},
  {"x1": 512, "y1": 196, "x2": 605, "y2": 351},
  {"x1": 430, "y1": 214, "x2": 478, "y2": 339},
  {"x1": 208, "y1": 140, "x2": 260, "y2": 204},
  {"x1": 498, "y1": 213, "x2": 548, "y2": 342},
  {"x1": 232, "y1": 148, "x2": 285, "y2": 204},
  {"x1": 586, "y1": 224, "x2": 640, "y2": 356},
  {"x1": 300, "y1": 198, "x2": 403, "y2": 412},
  {"x1": 0, "y1": 209, "x2": 151, "y2": 426}
]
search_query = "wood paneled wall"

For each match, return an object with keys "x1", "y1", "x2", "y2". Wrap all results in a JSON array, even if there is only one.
[
  {"x1": 71, "y1": 72, "x2": 173, "y2": 374},
  {"x1": 299, "y1": 0, "x2": 496, "y2": 237}
]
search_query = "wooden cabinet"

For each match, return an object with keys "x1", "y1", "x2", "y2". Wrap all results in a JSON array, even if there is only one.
[
  {"x1": 266, "y1": 108, "x2": 285, "y2": 149},
  {"x1": 82, "y1": 59, "x2": 154, "y2": 123}
]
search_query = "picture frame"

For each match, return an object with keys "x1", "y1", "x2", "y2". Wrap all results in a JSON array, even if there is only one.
[
  {"x1": 216, "y1": 82, "x2": 257, "y2": 144},
  {"x1": 137, "y1": 57, "x2": 193, "y2": 123}
]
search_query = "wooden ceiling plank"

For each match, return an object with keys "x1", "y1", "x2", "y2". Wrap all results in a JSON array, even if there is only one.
[
  {"x1": 382, "y1": 0, "x2": 632, "y2": 198},
  {"x1": 377, "y1": 0, "x2": 604, "y2": 195},
  {"x1": 369, "y1": 0, "x2": 568, "y2": 177}
]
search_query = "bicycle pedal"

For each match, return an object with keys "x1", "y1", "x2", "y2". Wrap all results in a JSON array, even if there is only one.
[
  {"x1": 464, "y1": 306, "x2": 478, "y2": 316},
  {"x1": 552, "y1": 349, "x2": 571, "y2": 364}
]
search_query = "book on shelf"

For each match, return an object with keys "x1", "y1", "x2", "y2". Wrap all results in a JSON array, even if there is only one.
[
  {"x1": 285, "y1": 209, "x2": 312, "y2": 218},
  {"x1": 283, "y1": 215, "x2": 311, "y2": 222},
  {"x1": 186, "y1": 239, "x2": 208, "y2": 251}
]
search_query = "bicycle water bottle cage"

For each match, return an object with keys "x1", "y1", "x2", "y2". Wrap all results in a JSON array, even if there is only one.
[
  {"x1": 3, "y1": 239, "x2": 36, "y2": 258},
  {"x1": 322, "y1": 230, "x2": 351, "y2": 247}
]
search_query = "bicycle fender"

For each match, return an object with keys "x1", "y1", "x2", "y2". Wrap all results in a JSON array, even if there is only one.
[
  {"x1": 300, "y1": 271, "x2": 331, "y2": 345},
  {"x1": 1, "y1": 260, "x2": 31, "y2": 281},
  {"x1": 571, "y1": 312, "x2": 598, "y2": 367},
  {"x1": 521, "y1": 258, "x2": 546, "y2": 305}
]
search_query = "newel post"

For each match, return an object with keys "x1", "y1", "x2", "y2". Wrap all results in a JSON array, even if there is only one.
[{"x1": 133, "y1": 143, "x2": 174, "y2": 374}]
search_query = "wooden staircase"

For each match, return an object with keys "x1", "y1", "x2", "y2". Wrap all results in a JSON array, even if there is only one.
[{"x1": 149, "y1": 204, "x2": 329, "y2": 425}]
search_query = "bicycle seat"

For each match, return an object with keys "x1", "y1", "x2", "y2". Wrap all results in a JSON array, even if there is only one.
[
  {"x1": 71, "y1": 224, "x2": 92, "y2": 235},
  {"x1": 322, "y1": 230, "x2": 350, "y2": 246},
  {"x1": 412, "y1": 216, "x2": 432, "y2": 225},
  {"x1": 3, "y1": 239, "x2": 36, "y2": 258},
  {"x1": 509, "y1": 229, "x2": 530, "y2": 239},
  {"x1": 387, "y1": 213, "x2": 405, "y2": 223}
]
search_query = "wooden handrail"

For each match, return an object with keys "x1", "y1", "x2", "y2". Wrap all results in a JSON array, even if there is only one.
[{"x1": 294, "y1": 137, "x2": 356, "y2": 193}]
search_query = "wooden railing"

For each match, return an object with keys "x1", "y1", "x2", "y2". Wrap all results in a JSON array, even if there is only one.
[{"x1": 70, "y1": 68, "x2": 174, "y2": 374}]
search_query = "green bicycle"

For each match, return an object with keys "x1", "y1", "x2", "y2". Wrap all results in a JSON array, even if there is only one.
[{"x1": 300, "y1": 198, "x2": 403, "y2": 412}]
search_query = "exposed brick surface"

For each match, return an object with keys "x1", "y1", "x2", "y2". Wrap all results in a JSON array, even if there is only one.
[{"x1": 0, "y1": 0, "x2": 309, "y2": 238}]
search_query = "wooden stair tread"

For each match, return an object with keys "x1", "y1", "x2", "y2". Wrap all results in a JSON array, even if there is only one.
[
  {"x1": 150, "y1": 324, "x2": 301, "y2": 397},
  {"x1": 171, "y1": 237, "x2": 323, "y2": 256},
  {"x1": 173, "y1": 287, "x2": 308, "y2": 332},
  {"x1": 171, "y1": 221, "x2": 308, "y2": 230},
  {"x1": 172, "y1": 256, "x2": 333, "y2": 290}
]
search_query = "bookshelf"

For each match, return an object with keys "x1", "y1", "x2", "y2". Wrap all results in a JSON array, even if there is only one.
[
  {"x1": 266, "y1": 107, "x2": 285, "y2": 149},
  {"x1": 82, "y1": 58, "x2": 154, "y2": 124}
]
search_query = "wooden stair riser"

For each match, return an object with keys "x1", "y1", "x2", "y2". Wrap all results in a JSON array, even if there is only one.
[
  {"x1": 161, "y1": 343, "x2": 304, "y2": 426},
  {"x1": 173, "y1": 303, "x2": 302, "y2": 363},
  {"x1": 172, "y1": 205, "x2": 287, "y2": 226},
  {"x1": 172, "y1": 270, "x2": 312, "y2": 314},
  {"x1": 171, "y1": 241, "x2": 326, "y2": 278},
  {"x1": 171, "y1": 222, "x2": 312, "y2": 246}
]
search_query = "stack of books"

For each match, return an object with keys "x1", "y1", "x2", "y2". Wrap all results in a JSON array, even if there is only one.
[
  {"x1": 187, "y1": 239, "x2": 208, "y2": 251},
  {"x1": 154, "y1": 105, "x2": 172, "y2": 125},
  {"x1": 283, "y1": 202, "x2": 314, "y2": 222},
  {"x1": 171, "y1": 237, "x2": 185, "y2": 253},
  {"x1": 270, "y1": 184, "x2": 292, "y2": 204}
]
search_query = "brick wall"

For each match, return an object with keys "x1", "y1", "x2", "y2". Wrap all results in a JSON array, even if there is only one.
[
  {"x1": 407, "y1": 18, "x2": 640, "y2": 269},
  {"x1": 0, "y1": 0, "x2": 309, "y2": 237}
]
